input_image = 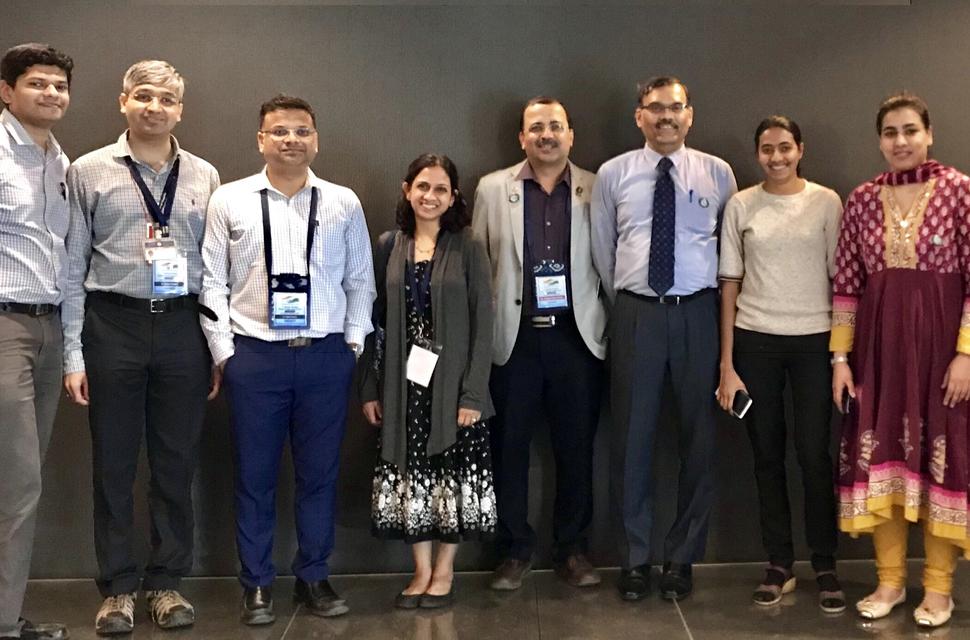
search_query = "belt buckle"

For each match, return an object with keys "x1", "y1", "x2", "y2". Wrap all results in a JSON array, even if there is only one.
[
  {"x1": 149, "y1": 299, "x2": 165, "y2": 313},
  {"x1": 287, "y1": 337, "x2": 311, "y2": 348},
  {"x1": 658, "y1": 294, "x2": 680, "y2": 305},
  {"x1": 27, "y1": 304, "x2": 43, "y2": 317},
  {"x1": 531, "y1": 315, "x2": 556, "y2": 328}
]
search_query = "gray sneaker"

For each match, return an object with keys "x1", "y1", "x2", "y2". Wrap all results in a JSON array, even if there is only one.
[
  {"x1": 489, "y1": 558, "x2": 532, "y2": 591},
  {"x1": 146, "y1": 590, "x2": 195, "y2": 629},
  {"x1": 95, "y1": 593, "x2": 135, "y2": 636}
]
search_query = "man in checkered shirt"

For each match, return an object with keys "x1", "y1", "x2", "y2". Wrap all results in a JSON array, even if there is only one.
[
  {"x1": 0, "y1": 42, "x2": 73, "y2": 640},
  {"x1": 200, "y1": 95, "x2": 374, "y2": 625},
  {"x1": 61, "y1": 60, "x2": 220, "y2": 636}
]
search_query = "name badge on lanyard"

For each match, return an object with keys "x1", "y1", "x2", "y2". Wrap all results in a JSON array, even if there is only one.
[
  {"x1": 125, "y1": 155, "x2": 188, "y2": 296},
  {"x1": 262, "y1": 187, "x2": 317, "y2": 329},
  {"x1": 533, "y1": 260, "x2": 568, "y2": 310},
  {"x1": 404, "y1": 257, "x2": 440, "y2": 387}
]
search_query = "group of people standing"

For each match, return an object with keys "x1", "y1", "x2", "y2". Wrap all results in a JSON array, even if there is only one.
[{"x1": 1, "y1": 39, "x2": 969, "y2": 640}]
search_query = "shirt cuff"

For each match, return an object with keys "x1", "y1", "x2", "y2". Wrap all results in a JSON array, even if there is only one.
[
  {"x1": 64, "y1": 350, "x2": 85, "y2": 375},
  {"x1": 830, "y1": 325, "x2": 855, "y2": 353},
  {"x1": 209, "y1": 338, "x2": 235, "y2": 368},
  {"x1": 344, "y1": 326, "x2": 366, "y2": 347}
]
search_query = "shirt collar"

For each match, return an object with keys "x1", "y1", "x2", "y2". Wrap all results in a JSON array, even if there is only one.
[
  {"x1": 641, "y1": 143, "x2": 687, "y2": 172},
  {"x1": 1, "y1": 108, "x2": 63, "y2": 156},
  {"x1": 515, "y1": 161, "x2": 572, "y2": 187},
  {"x1": 112, "y1": 130, "x2": 182, "y2": 171},
  {"x1": 253, "y1": 166, "x2": 318, "y2": 196}
]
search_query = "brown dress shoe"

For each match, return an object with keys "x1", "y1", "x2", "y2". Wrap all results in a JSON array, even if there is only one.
[
  {"x1": 489, "y1": 558, "x2": 532, "y2": 591},
  {"x1": 555, "y1": 554, "x2": 601, "y2": 587}
]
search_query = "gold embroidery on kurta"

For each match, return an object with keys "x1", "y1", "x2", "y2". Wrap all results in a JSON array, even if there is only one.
[{"x1": 882, "y1": 179, "x2": 936, "y2": 269}]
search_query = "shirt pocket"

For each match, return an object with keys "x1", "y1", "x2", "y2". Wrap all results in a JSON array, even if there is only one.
[{"x1": 314, "y1": 213, "x2": 347, "y2": 267}]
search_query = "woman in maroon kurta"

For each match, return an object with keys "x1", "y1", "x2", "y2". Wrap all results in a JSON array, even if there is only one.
[{"x1": 831, "y1": 93, "x2": 970, "y2": 628}]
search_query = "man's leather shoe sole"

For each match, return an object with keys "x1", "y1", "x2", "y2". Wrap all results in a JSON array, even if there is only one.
[
  {"x1": 294, "y1": 593, "x2": 349, "y2": 618},
  {"x1": 241, "y1": 606, "x2": 275, "y2": 626},
  {"x1": 660, "y1": 565, "x2": 693, "y2": 601},
  {"x1": 20, "y1": 623, "x2": 69, "y2": 640}
]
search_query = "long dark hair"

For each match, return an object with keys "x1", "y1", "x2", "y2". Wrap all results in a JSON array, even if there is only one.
[
  {"x1": 754, "y1": 115, "x2": 804, "y2": 177},
  {"x1": 395, "y1": 153, "x2": 469, "y2": 236}
]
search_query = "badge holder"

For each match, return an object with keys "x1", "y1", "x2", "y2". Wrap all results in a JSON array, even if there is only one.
[
  {"x1": 268, "y1": 273, "x2": 310, "y2": 329},
  {"x1": 533, "y1": 259, "x2": 569, "y2": 310},
  {"x1": 152, "y1": 250, "x2": 188, "y2": 296},
  {"x1": 406, "y1": 337, "x2": 442, "y2": 388}
]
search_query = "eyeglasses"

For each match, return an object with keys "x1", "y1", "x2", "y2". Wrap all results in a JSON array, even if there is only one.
[
  {"x1": 129, "y1": 91, "x2": 180, "y2": 108},
  {"x1": 260, "y1": 127, "x2": 317, "y2": 140},
  {"x1": 639, "y1": 102, "x2": 688, "y2": 115},
  {"x1": 526, "y1": 121, "x2": 568, "y2": 135}
]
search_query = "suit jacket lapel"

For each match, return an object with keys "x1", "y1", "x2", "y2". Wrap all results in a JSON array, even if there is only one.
[{"x1": 506, "y1": 163, "x2": 525, "y2": 268}]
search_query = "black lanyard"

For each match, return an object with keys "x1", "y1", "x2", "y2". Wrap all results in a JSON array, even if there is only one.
[
  {"x1": 260, "y1": 187, "x2": 318, "y2": 276},
  {"x1": 124, "y1": 155, "x2": 180, "y2": 230}
]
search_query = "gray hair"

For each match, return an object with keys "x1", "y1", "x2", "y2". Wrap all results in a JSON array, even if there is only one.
[{"x1": 122, "y1": 60, "x2": 184, "y2": 100}]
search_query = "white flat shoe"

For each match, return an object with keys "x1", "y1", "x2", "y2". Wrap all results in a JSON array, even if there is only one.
[
  {"x1": 856, "y1": 589, "x2": 906, "y2": 620},
  {"x1": 914, "y1": 597, "x2": 954, "y2": 628}
]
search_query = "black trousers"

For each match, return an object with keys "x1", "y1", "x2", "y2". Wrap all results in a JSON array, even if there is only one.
[
  {"x1": 489, "y1": 314, "x2": 602, "y2": 562},
  {"x1": 83, "y1": 295, "x2": 210, "y2": 596},
  {"x1": 733, "y1": 328, "x2": 838, "y2": 572},
  {"x1": 609, "y1": 289, "x2": 718, "y2": 569}
]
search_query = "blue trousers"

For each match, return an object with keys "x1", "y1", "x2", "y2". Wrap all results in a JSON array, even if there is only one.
[{"x1": 224, "y1": 334, "x2": 355, "y2": 588}]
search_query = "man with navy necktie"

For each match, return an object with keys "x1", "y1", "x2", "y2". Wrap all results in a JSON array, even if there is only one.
[
  {"x1": 63, "y1": 60, "x2": 220, "y2": 635},
  {"x1": 591, "y1": 76, "x2": 737, "y2": 601}
]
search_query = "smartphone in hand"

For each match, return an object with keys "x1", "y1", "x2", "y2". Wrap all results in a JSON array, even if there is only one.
[{"x1": 731, "y1": 390, "x2": 753, "y2": 419}]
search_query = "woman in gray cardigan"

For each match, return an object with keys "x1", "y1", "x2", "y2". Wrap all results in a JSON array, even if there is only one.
[{"x1": 358, "y1": 153, "x2": 496, "y2": 609}]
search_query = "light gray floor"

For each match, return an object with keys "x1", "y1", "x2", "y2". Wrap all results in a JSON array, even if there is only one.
[{"x1": 21, "y1": 561, "x2": 969, "y2": 639}]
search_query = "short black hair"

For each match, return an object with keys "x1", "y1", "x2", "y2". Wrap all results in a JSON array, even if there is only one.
[
  {"x1": 636, "y1": 75, "x2": 689, "y2": 106},
  {"x1": 259, "y1": 94, "x2": 316, "y2": 128},
  {"x1": 396, "y1": 153, "x2": 470, "y2": 236},
  {"x1": 876, "y1": 92, "x2": 930, "y2": 133},
  {"x1": 519, "y1": 96, "x2": 572, "y2": 131},
  {"x1": 1, "y1": 42, "x2": 73, "y2": 87}
]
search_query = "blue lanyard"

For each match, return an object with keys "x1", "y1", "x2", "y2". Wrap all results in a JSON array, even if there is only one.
[
  {"x1": 260, "y1": 187, "x2": 318, "y2": 276},
  {"x1": 124, "y1": 156, "x2": 180, "y2": 230}
]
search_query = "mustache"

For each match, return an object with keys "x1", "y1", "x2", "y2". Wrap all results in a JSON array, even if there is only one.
[
  {"x1": 656, "y1": 119, "x2": 678, "y2": 128},
  {"x1": 536, "y1": 139, "x2": 560, "y2": 148}
]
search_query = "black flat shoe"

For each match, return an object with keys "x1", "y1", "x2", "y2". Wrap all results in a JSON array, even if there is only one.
[
  {"x1": 617, "y1": 565, "x2": 650, "y2": 601},
  {"x1": 660, "y1": 562, "x2": 693, "y2": 601},
  {"x1": 394, "y1": 591, "x2": 422, "y2": 609},
  {"x1": 294, "y1": 579, "x2": 350, "y2": 617},
  {"x1": 241, "y1": 586, "x2": 275, "y2": 626},
  {"x1": 419, "y1": 591, "x2": 454, "y2": 609}
]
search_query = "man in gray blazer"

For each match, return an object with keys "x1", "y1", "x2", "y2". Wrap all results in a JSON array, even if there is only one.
[{"x1": 472, "y1": 97, "x2": 607, "y2": 590}]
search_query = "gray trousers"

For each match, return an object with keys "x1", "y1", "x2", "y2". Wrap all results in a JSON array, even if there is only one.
[
  {"x1": 0, "y1": 311, "x2": 62, "y2": 636},
  {"x1": 609, "y1": 290, "x2": 718, "y2": 569}
]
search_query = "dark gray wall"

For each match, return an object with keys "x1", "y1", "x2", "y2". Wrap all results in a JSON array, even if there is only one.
[{"x1": 7, "y1": 0, "x2": 966, "y2": 578}]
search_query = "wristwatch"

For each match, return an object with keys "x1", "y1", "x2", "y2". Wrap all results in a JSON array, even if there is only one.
[{"x1": 830, "y1": 355, "x2": 848, "y2": 365}]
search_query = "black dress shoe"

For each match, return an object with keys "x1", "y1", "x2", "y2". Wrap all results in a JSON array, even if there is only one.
[
  {"x1": 617, "y1": 565, "x2": 651, "y2": 601},
  {"x1": 294, "y1": 579, "x2": 350, "y2": 617},
  {"x1": 394, "y1": 591, "x2": 422, "y2": 609},
  {"x1": 419, "y1": 590, "x2": 454, "y2": 609},
  {"x1": 660, "y1": 562, "x2": 693, "y2": 601},
  {"x1": 241, "y1": 586, "x2": 275, "y2": 626}
]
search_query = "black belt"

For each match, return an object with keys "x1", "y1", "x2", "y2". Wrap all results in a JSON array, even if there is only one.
[
  {"x1": 236, "y1": 335, "x2": 327, "y2": 348},
  {"x1": 90, "y1": 291, "x2": 197, "y2": 314},
  {"x1": 0, "y1": 302, "x2": 59, "y2": 316},
  {"x1": 620, "y1": 288, "x2": 715, "y2": 305}
]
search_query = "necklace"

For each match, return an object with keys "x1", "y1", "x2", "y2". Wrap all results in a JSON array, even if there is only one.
[{"x1": 884, "y1": 179, "x2": 935, "y2": 268}]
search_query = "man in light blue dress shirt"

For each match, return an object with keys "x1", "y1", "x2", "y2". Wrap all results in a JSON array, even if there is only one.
[
  {"x1": 591, "y1": 76, "x2": 737, "y2": 602},
  {"x1": 0, "y1": 42, "x2": 73, "y2": 640}
]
